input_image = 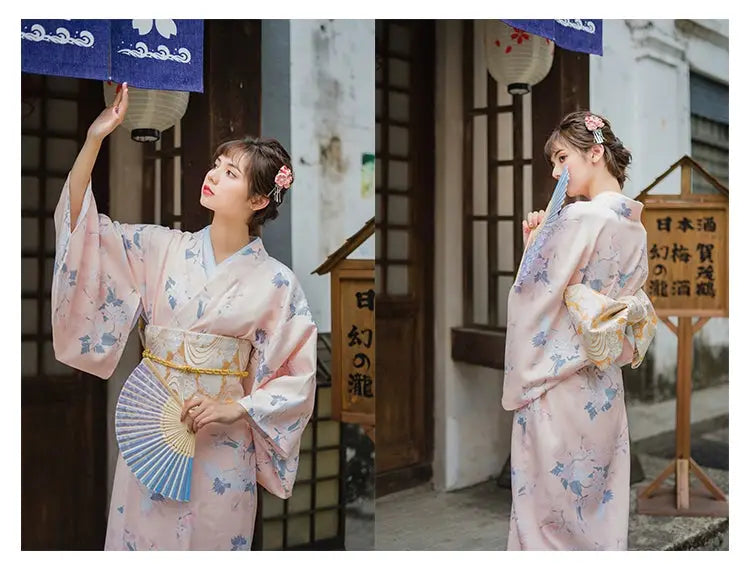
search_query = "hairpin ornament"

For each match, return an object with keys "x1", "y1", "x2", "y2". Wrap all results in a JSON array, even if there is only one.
[
  {"x1": 585, "y1": 114, "x2": 605, "y2": 144},
  {"x1": 270, "y1": 165, "x2": 293, "y2": 203}
]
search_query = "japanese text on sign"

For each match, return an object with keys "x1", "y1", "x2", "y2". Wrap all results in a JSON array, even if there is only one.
[
  {"x1": 346, "y1": 290, "x2": 375, "y2": 400},
  {"x1": 641, "y1": 207, "x2": 726, "y2": 316}
]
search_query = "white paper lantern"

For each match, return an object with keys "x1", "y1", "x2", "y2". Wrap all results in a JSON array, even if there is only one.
[
  {"x1": 103, "y1": 82, "x2": 190, "y2": 143},
  {"x1": 483, "y1": 21, "x2": 555, "y2": 95}
]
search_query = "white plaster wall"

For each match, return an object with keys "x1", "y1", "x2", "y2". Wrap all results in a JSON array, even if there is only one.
[
  {"x1": 591, "y1": 19, "x2": 729, "y2": 389},
  {"x1": 433, "y1": 20, "x2": 514, "y2": 491},
  {"x1": 290, "y1": 20, "x2": 375, "y2": 334}
]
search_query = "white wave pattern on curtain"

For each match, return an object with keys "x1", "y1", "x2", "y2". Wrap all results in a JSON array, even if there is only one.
[
  {"x1": 554, "y1": 19, "x2": 597, "y2": 34},
  {"x1": 21, "y1": 24, "x2": 95, "y2": 48},
  {"x1": 118, "y1": 20, "x2": 192, "y2": 64}
]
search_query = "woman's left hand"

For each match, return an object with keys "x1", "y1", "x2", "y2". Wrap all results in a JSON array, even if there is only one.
[
  {"x1": 522, "y1": 209, "x2": 547, "y2": 247},
  {"x1": 180, "y1": 395, "x2": 246, "y2": 433}
]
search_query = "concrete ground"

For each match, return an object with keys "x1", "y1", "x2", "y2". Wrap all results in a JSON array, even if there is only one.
[
  {"x1": 374, "y1": 384, "x2": 729, "y2": 551},
  {"x1": 375, "y1": 479, "x2": 509, "y2": 550}
]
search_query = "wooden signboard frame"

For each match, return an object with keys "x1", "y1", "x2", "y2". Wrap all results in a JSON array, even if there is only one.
[
  {"x1": 330, "y1": 259, "x2": 376, "y2": 430},
  {"x1": 313, "y1": 218, "x2": 376, "y2": 442},
  {"x1": 635, "y1": 155, "x2": 728, "y2": 517}
]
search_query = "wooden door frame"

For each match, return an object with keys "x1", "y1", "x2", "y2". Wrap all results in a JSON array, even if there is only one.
[{"x1": 375, "y1": 20, "x2": 436, "y2": 498}]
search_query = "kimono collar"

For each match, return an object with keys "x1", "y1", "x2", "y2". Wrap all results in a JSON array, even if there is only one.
[
  {"x1": 591, "y1": 191, "x2": 644, "y2": 223},
  {"x1": 237, "y1": 234, "x2": 269, "y2": 262},
  {"x1": 201, "y1": 226, "x2": 269, "y2": 277}
]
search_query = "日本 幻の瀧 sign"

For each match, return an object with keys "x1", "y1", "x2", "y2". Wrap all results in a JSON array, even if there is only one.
[{"x1": 328, "y1": 260, "x2": 375, "y2": 427}]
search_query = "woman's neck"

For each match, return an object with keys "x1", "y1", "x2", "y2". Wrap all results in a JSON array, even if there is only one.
[
  {"x1": 587, "y1": 168, "x2": 622, "y2": 200},
  {"x1": 209, "y1": 217, "x2": 251, "y2": 264}
]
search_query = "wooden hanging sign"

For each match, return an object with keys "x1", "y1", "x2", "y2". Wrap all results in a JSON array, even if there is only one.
[
  {"x1": 639, "y1": 158, "x2": 728, "y2": 318},
  {"x1": 330, "y1": 262, "x2": 376, "y2": 426},
  {"x1": 313, "y1": 219, "x2": 376, "y2": 440}
]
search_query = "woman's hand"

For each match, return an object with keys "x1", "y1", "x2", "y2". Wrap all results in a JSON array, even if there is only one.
[
  {"x1": 180, "y1": 395, "x2": 247, "y2": 433},
  {"x1": 87, "y1": 82, "x2": 129, "y2": 143},
  {"x1": 522, "y1": 210, "x2": 546, "y2": 247}
]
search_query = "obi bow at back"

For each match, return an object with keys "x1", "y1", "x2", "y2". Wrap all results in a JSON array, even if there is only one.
[{"x1": 564, "y1": 284, "x2": 658, "y2": 371}]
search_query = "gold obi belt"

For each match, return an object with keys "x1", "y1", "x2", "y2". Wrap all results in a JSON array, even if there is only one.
[
  {"x1": 140, "y1": 324, "x2": 253, "y2": 402},
  {"x1": 564, "y1": 284, "x2": 658, "y2": 371}
]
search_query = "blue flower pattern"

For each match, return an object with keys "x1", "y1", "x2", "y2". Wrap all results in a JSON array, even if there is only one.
[
  {"x1": 255, "y1": 362, "x2": 272, "y2": 384},
  {"x1": 549, "y1": 446, "x2": 615, "y2": 525},
  {"x1": 272, "y1": 272, "x2": 290, "y2": 289},
  {"x1": 531, "y1": 330, "x2": 548, "y2": 348},
  {"x1": 613, "y1": 201, "x2": 632, "y2": 220},
  {"x1": 212, "y1": 477, "x2": 231, "y2": 495},
  {"x1": 270, "y1": 394, "x2": 288, "y2": 406},
  {"x1": 231, "y1": 535, "x2": 250, "y2": 550},
  {"x1": 255, "y1": 328, "x2": 267, "y2": 345},
  {"x1": 582, "y1": 367, "x2": 621, "y2": 421}
]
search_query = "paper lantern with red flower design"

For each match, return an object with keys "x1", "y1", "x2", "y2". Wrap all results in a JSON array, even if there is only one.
[
  {"x1": 483, "y1": 20, "x2": 555, "y2": 95},
  {"x1": 103, "y1": 82, "x2": 190, "y2": 143}
]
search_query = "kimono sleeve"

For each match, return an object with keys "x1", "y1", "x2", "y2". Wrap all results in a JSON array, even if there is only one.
[
  {"x1": 502, "y1": 203, "x2": 611, "y2": 410},
  {"x1": 238, "y1": 280, "x2": 318, "y2": 499},
  {"x1": 51, "y1": 173, "x2": 167, "y2": 379},
  {"x1": 564, "y1": 283, "x2": 656, "y2": 370}
]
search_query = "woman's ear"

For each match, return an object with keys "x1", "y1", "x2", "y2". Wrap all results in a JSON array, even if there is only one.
[
  {"x1": 590, "y1": 144, "x2": 605, "y2": 164},
  {"x1": 249, "y1": 193, "x2": 271, "y2": 212}
]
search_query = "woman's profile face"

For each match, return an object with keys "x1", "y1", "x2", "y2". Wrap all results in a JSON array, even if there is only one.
[
  {"x1": 549, "y1": 139, "x2": 593, "y2": 198},
  {"x1": 200, "y1": 151, "x2": 262, "y2": 223}
]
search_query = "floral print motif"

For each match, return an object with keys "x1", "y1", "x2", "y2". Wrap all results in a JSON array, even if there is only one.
[{"x1": 231, "y1": 535, "x2": 250, "y2": 551}]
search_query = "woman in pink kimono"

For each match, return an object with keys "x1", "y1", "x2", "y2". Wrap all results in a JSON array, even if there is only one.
[
  {"x1": 502, "y1": 112, "x2": 658, "y2": 550},
  {"x1": 52, "y1": 83, "x2": 318, "y2": 550}
]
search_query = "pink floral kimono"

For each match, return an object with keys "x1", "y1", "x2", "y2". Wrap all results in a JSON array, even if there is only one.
[
  {"x1": 502, "y1": 192, "x2": 657, "y2": 550},
  {"x1": 52, "y1": 175, "x2": 318, "y2": 550}
]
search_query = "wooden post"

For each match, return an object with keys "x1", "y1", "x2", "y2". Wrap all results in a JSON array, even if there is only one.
[
  {"x1": 675, "y1": 164, "x2": 693, "y2": 505},
  {"x1": 672, "y1": 158, "x2": 709, "y2": 511},
  {"x1": 675, "y1": 317, "x2": 692, "y2": 509}
]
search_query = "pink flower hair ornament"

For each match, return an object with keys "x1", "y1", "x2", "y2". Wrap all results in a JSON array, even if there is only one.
[
  {"x1": 270, "y1": 165, "x2": 293, "y2": 203},
  {"x1": 585, "y1": 114, "x2": 605, "y2": 144}
]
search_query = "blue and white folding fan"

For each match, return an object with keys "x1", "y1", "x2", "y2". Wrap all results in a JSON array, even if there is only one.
[
  {"x1": 513, "y1": 166, "x2": 570, "y2": 291},
  {"x1": 115, "y1": 362, "x2": 195, "y2": 502}
]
